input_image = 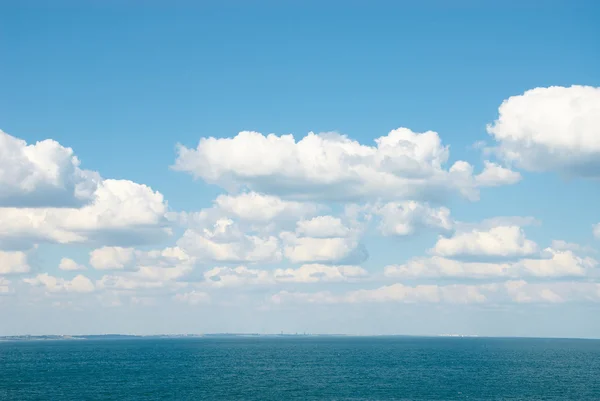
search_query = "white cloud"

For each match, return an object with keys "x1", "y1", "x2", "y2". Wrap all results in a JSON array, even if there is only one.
[
  {"x1": 295, "y1": 216, "x2": 350, "y2": 238},
  {"x1": 385, "y1": 248, "x2": 597, "y2": 279},
  {"x1": 59, "y1": 258, "x2": 86, "y2": 271},
  {"x1": 369, "y1": 201, "x2": 453, "y2": 236},
  {"x1": 593, "y1": 223, "x2": 600, "y2": 239},
  {"x1": 503, "y1": 280, "x2": 600, "y2": 304},
  {"x1": 214, "y1": 192, "x2": 318, "y2": 222},
  {"x1": 280, "y1": 232, "x2": 361, "y2": 264},
  {"x1": 173, "y1": 290, "x2": 210, "y2": 305},
  {"x1": 431, "y1": 226, "x2": 538, "y2": 259},
  {"x1": 272, "y1": 281, "x2": 600, "y2": 305},
  {"x1": 177, "y1": 218, "x2": 282, "y2": 263},
  {"x1": 0, "y1": 251, "x2": 30, "y2": 275},
  {"x1": 0, "y1": 179, "x2": 171, "y2": 250},
  {"x1": 203, "y1": 264, "x2": 367, "y2": 288},
  {"x1": 173, "y1": 128, "x2": 518, "y2": 202},
  {"x1": 474, "y1": 161, "x2": 522, "y2": 187},
  {"x1": 486, "y1": 85, "x2": 600, "y2": 177},
  {"x1": 0, "y1": 278, "x2": 10, "y2": 294},
  {"x1": 274, "y1": 264, "x2": 367, "y2": 283},
  {"x1": 203, "y1": 266, "x2": 272, "y2": 288},
  {"x1": 0, "y1": 130, "x2": 100, "y2": 208},
  {"x1": 271, "y1": 283, "x2": 493, "y2": 305},
  {"x1": 90, "y1": 247, "x2": 137, "y2": 270},
  {"x1": 24, "y1": 273, "x2": 95, "y2": 293}
]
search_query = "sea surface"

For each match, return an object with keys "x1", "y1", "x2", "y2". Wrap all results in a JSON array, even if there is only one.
[{"x1": 1, "y1": 336, "x2": 599, "y2": 400}]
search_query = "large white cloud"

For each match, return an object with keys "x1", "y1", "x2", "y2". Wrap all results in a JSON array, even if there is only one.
[
  {"x1": 486, "y1": 85, "x2": 600, "y2": 177},
  {"x1": 0, "y1": 130, "x2": 100, "y2": 208},
  {"x1": 385, "y1": 248, "x2": 597, "y2": 279},
  {"x1": 0, "y1": 251, "x2": 30, "y2": 275},
  {"x1": 177, "y1": 218, "x2": 282, "y2": 263},
  {"x1": 0, "y1": 179, "x2": 171, "y2": 250},
  {"x1": 369, "y1": 201, "x2": 453, "y2": 236},
  {"x1": 173, "y1": 128, "x2": 519, "y2": 201},
  {"x1": 24, "y1": 273, "x2": 95, "y2": 293},
  {"x1": 431, "y1": 226, "x2": 538, "y2": 259},
  {"x1": 214, "y1": 192, "x2": 319, "y2": 222}
]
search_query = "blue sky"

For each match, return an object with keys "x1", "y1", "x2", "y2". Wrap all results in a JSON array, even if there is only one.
[{"x1": 1, "y1": 1, "x2": 599, "y2": 337}]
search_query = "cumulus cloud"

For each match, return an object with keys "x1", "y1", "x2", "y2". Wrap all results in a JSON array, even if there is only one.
[
  {"x1": 90, "y1": 246, "x2": 193, "y2": 272},
  {"x1": 295, "y1": 216, "x2": 350, "y2": 238},
  {"x1": 203, "y1": 264, "x2": 367, "y2": 288},
  {"x1": 474, "y1": 161, "x2": 522, "y2": 187},
  {"x1": 0, "y1": 251, "x2": 30, "y2": 275},
  {"x1": 177, "y1": 218, "x2": 282, "y2": 263},
  {"x1": 369, "y1": 201, "x2": 453, "y2": 236},
  {"x1": 59, "y1": 258, "x2": 86, "y2": 271},
  {"x1": 214, "y1": 192, "x2": 319, "y2": 222},
  {"x1": 173, "y1": 290, "x2": 210, "y2": 305},
  {"x1": 24, "y1": 273, "x2": 95, "y2": 293},
  {"x1": 280, "y1": 232, "x2": 362, "y2": 264},
  {"x1": 173, "y1": 128, "x2": 519, "y2": 202},
  {"x1": 486, "y1": 85, "x2": 600, "y2": 177},
  {"x1": 594, "y1": 223, "x2": 600, "y2": 239},
  {"x1": 89, "y1": 246, "x2": 194, "y2": 296},
  {"x1": 0, "y1": 130, "x2": 100, "y2": 208},
  {"x1": 385, "y1": 248, "x2": 597, "y2": 279},
  {"x1": 0, "y1": 179, "x2": 171, "y2": 250},
  {"x1": 431, "y1": 226, "x2": 538, "y2": 259}
]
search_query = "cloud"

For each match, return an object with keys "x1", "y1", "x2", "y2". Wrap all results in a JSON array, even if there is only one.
[
  {"x1": 594, "y1": 223, "x2": 600, "y2": 239},
  {"x1": 0, "y1": 251, "x2": 30, "y2": 275},
  {"x1": 271, "y1": 283, "x2": 494, "y2": 305},
  {"x1": 214, "y1": 192, "x2": 319, "y2": 222},
  {"x1": 474, "y1": 161, "x2": 522, "y2": 187},
  {"x1": 0, "y1": 130, "x2": 100, "y2": 208},
  {"x1": 295, "y1": 216, "x2": 350, "y2": 238},
  {"x1": 431, "y1": 226, "x2": 538, "y2": 259},
  {"x1": 0, "y1": 179, "x2": 171, "y2": 250},
  {"x1": 385, "y1": 248, "x2": 597, "y2": 279},
  {"x1": 486, "y1": 85, "x2": 600, "y2": 177},
  {"x1": 280, "y1": 233, "x2": 361, "y2": 264},
  {"x1": 177, "y1": 218, "x2": 282, "y2": 263},
  {"x1": 203, "y1": 264, "x2": 367, "y2": 288},
  {"x1": 173, "y1": 290, "x2": 210, "y2": 305},
  {"x1": 58, "y1": 258, "x2": 86, "y2": 271},
  {"x1": 271, "y1": 281, "x2": 600, "y2": 305},
  {"x1": 90, "y1": 247, "x2": 138, "y2": 270},
  {"x1": 24, "y1": 273, "x2": 95, "y2": 293},
  {"x1": 503, "y1": 280, "x2": 600, "y2": 304},
  {"x1": 173, "y1": 128, "x2": 518, "y2": 202},
  {"x1": 369, "y1": 201, "x2": 453, "y2": 236},
  {"x1": 90, "y1": 245, "x2": 193, "y2": 273},
  {"x1": 0, "y1": 278, "x2": 11, "y2": 294}
]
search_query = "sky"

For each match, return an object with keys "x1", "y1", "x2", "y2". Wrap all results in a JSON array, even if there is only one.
[{"x1": 1, "y1": 1, "x2": 600, "y2": 338}]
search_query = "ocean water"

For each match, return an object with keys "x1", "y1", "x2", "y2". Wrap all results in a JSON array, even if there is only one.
[{"x1": 1, "y1": 337, "x2": 599, "y2": 400}]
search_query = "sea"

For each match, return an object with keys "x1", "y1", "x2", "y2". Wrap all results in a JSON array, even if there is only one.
[{"x1": 1, "y1": 336, "x2": 599, "y2": 400}]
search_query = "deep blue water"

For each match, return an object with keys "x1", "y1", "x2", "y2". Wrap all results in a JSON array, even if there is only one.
[{"x1": 1, "y1": 337, "x2": 599, "y2": 400}]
